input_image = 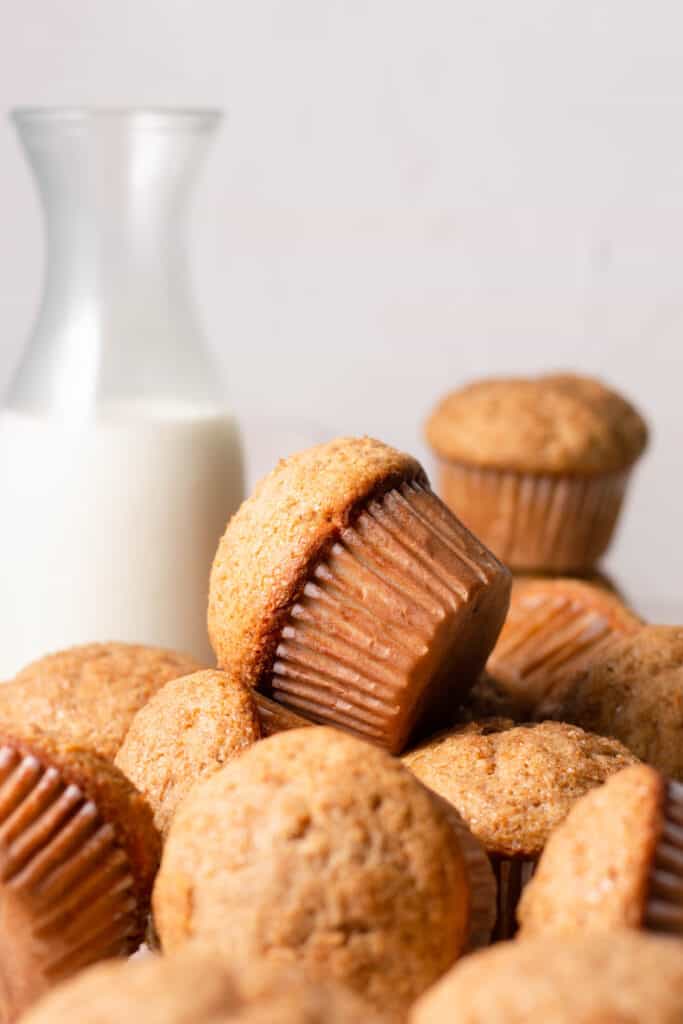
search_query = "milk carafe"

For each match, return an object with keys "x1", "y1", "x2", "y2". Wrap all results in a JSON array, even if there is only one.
[{"x1": 0, "y1": 109, "x2": 243, "y2": 675}]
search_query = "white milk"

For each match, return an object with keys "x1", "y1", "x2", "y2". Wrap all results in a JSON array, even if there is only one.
[{"x1": 0, "y1": 400, "x2": 243, "y2": 677}]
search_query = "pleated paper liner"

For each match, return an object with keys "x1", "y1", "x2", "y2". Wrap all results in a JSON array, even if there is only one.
[
  {"x1": 437, "y1": 459, "x2": 629, "y2": 573},
  {"x1": 252, "y1": 693, "x2": 311, "y2": 737},
  {"x1": 0, "y1": 743, "x2": 140, "y2": 1021},
  {"x1": 487, "y1": 579, "x2": 642, "y2": 714},
  {"x1": 491, "y1": 857, "x2": 536, "y2": 941},
  {"x1": 264, "y1": 480, "x2": 510, "y2": 754},
  {"x1": 645, "y1": 780, "x2": 683, "y2": 936}
]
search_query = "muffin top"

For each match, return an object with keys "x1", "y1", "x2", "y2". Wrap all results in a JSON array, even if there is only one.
[
  {"x1": 411, "y1": 931, "x2": 683, "y2": 1024},
  {"x1": 208, "y1": 436, "x2": 424, "y2": 683},
  {"x1": 115, "y1": 670, "x2": 261, "y2": 836},
  {"x1": 425, "y1": 373, "x2": 648, "y2": 474},
  {"x1": 517, "y1": 763, "x2": 664, "y2": 937},
  {"x1": 536, "y1": 626, "x2": 683, "y2": 779},
  {"x1": 1, "y1": 643, "x2": 203, "y2": 761},
  {"x1": 403, "y1": 719, "x2": 637, "y2": 858},
  {"x1": 21, "y1": 946, "x2": 388, "y2": 1024},
  {"x1": 153, "y1": 727, "x2": 469, "y2": 1016},
  {"x1": 487, "y1": 576, "x2": 643, "y2": 714}
]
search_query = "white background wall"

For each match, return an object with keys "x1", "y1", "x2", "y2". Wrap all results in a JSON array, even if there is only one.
[{"x1": 0, "y1": 1, "x2": 681, "y2": 618}]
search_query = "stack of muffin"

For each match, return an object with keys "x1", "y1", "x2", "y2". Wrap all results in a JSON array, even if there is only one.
[{"x1": 1, "y1": 372, "x2": 681, "y2": 1024}]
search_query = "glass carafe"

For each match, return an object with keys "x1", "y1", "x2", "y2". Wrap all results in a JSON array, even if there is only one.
[{"x1": 0, "y1": 108, "x2": 243, "y2": 675}]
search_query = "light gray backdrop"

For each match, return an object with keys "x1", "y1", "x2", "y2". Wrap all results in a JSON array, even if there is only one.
[{"x1": 1, "y1": 1, "x2": 681, "y2": 618}]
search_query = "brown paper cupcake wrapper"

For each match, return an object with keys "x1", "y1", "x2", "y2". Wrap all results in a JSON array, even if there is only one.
[
  {"x1": 645, "y1": 780, "x2": 683, "y2": 934},
  {"x1": 487, "y1": 584, "x2": 641, "y2": 712},
  {"x1": 437, "y1": 460, "x2": 629, "y2": 573},
  {"x1": 264, "y1": 481, "x2": 509, "y2": 754},
  {"x1": 253, "y1": 693, "x2": 312, "y2": 737},
  {"x1": 491, "y1": 857, "x2": 536, "y2": 941},
  {"x1": 0, "y1": 744, "x2": 140, "y2": 1016}
]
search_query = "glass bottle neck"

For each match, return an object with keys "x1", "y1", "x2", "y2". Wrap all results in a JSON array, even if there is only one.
[{"x1": 9, "y1": 109, "x2": 223, "y2": 418}]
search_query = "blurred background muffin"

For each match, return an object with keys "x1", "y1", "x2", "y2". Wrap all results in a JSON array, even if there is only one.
[{"x1": 425, "y1": 373, "x2": 648, "y2": 573}]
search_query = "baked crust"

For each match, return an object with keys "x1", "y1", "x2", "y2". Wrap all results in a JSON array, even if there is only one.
[
  {"x1": 403, "y1": 719, "x2": 636, "y2": 858},
  {"x1": 425, "y1": 373, "x2": 648, "y2": 474}
]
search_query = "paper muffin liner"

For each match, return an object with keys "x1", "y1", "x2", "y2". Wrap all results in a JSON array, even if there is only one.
[
  {"x1": 264, "y1": 480, "x2": 510, "y2": 754},
  {"x1": 645, "y1": 780, "x2": 683, "y2": 935},
  {"x1": 0, "y1": 743, "x2": 140, "y2": 1016},
  {"x1": 487, "y1": 584, "x2": 641, "y2": 712},
  {"x1": 253, "y1": 693, "x2": 312, "y2": 737},
  {"x1": 436, "y1": 459, "x2": 630, "y2": 573},
  {"x1": 490, "y1": 857, "x2": 536, "y2": 941}
]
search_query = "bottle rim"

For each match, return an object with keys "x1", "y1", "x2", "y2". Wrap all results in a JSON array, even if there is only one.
[{"x1": 11, "y1": 107, "x2": 223, "y2": 130}]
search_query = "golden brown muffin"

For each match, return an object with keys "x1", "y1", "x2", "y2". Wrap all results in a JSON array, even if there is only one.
[
  {"x1": 1, "y1": 644, "x2": 203, "y2": 762},
  {"x1": 487, "y1": 577, "x2": 643, "y2": 715},
  {"x1": 208, "y1": 437, "x2": 511, "y2": 754},
  {"x1": 536, "y1": 626, "x2": 683, "y2": 779},
  {"x1": 425, "y1": 373, "x2": 648, "y2": 572},
  {"x1": 403, "y1": 719, "x2": 636, "y2": 938},
  {"x1": 517, "y1": 763, "x2": 683, "y2": 938},
  {"x1": 411, "y1": 931, "x2": 683, "y2": 1024},
  {"x1": 153, "y1": 727, "x2": 473, "y2": 1017},
  {"x1": 21, "y1": 946, "x2": 389, "y2": 1024},
  {"x1": 0, "y1": 724, "x2": 160, "y2": 1022},
  {"x1": 115, "y1": 670, "x2": 261, "y2": 837}
]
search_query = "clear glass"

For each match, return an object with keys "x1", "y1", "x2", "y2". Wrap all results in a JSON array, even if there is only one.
[
  {"x1": 8, "y1": 107, "x2": 224, "y2": 416},
  {"x1": 0, "y1": 109, "x2": 243, "y2": 674}
]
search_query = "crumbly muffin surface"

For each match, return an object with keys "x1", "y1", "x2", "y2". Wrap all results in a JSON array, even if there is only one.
[
  {"x1": 153, "y1": 727, "x2": 469, "y2": 1016},
  {"x1": 403, "y1": 719, "x2": 637, "y2": 858},
  {"x1": 412, "y1": 931, "x2": 683, "y2": 1024},
  {"x1": 2, "y1": 643, "x2": 203, "y2": 760},
  {"x1": 536, "y1": 626, "x2": 683, "y2": 778},
  {"x1": 208, "y1": 436, "x2": 424, "y2": 684},
  {"x1": 517, "y1": 764, "x2": 664, "y2": 936},
  {"x1": 115, "y1": 670, "x2": 261, "y2": 836},
  {"x1": 425, "y1": 373, "x2": 648, "y2": 474}
]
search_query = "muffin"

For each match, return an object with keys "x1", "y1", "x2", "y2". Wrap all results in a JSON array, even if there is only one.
[
  {"x1": 153, "y1": 727, "x2": 478, "y2": 1016},
  {"x1": 115, "y1": 670, "x2": 262, "y2": 836},
  {"x1": 21, "y1": 947, "x2": 388, "y2": 1024},
  {"x1": 487, "y1": 577, "x2": 643, "y2": 715},
  {"x1": 411, "y1": 931, "x2": 683, "y2": 1024},
  {"x1": 518, "y1": 763, "x2": 683, "y2": 938},
  {"x1": 0, "y1": 644, "x2": 203, "y2": 761},
  {"x1": 425, "y1": 373, "x2": 648, "y2": 572},
  {"x1": 208, "y1": 437, "x2": 511, "y2": 754},
  {"x1": 403, "y1": 719, "x2": 636, "y2": 937},
  {"x1": 536, "y1": 626, "x2": 683, "y2": 778},
  {"x1": 0, "y1": 724, "x2": 160, "y2": 1022}
]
